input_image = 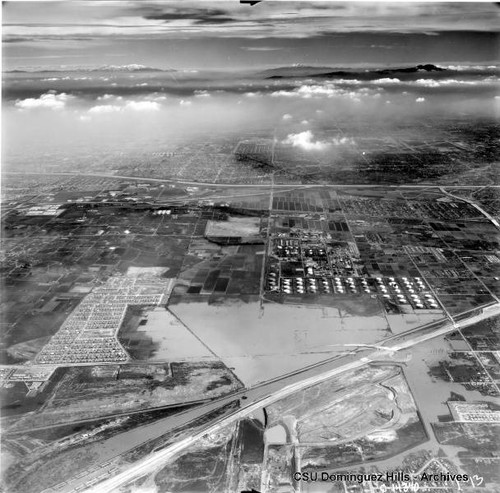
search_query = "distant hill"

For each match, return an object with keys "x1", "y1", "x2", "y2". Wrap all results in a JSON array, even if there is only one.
[
  {"x1": 90, "y1": 64, "x2": 169, "y2": 73},
  {"x1": 375, "y1": 64, "x2": 445, "y2": 75},
  {"x1": 259, "y1": 65, "x2": 344, "y2": 78},
  {"x1": 5, "y1": 64, "x2": 171, "y2": 73},
  {"x1": 263, "y1": 64, "x2": 446, "y2": 80}
]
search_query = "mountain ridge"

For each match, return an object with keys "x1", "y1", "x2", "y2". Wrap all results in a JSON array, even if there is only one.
[
  {"x1": 6, "y1": 64, "x2": 171, "y2": 73},
  {"x1": 263, "y1": 64, "x2": 446, "y2": 80}
]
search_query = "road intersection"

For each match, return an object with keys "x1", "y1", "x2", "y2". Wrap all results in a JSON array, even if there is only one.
[{"x1": 81, "y1": 302, "x2": 500, "y2": 493}]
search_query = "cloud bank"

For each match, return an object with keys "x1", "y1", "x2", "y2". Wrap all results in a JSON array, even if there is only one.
[{"x1": 15, "y1": 91, "x2": 72, "y2": 110}]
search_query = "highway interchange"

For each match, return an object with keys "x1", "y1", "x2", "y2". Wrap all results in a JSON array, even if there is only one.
[
  {"x1": 72, "y1": 303, "x2": 500, "y2": 493},
  {"x1": 7, "y1": 171, "x2": 498, "y2": 492}
]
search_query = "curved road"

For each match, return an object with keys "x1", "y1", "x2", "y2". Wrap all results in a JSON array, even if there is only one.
[{"x1": 83, "y1": 303, "x2": 500, "y2": 493}]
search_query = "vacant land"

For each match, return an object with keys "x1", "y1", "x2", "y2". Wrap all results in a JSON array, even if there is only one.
[{"x1": 6, "y1": 362, "x2": 242, "y2": 431}]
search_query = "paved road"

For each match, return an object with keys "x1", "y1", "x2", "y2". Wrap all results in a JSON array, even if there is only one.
[
  {"x1": 83, "y1": 303, "x2": 500, "y2": 493},
  {"x1": 439, "y1": 186, "x2": 500, "y2": 231},
  {"x1": 4, "y1": 171, "x2": 499, "y2": 189},
  {"x1": 7, "y1": 399, "x2": 211, "y2": 436}
]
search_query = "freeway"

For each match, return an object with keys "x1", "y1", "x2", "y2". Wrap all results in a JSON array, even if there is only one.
[
  {"x1": 88, "y1": 356, "x2": 372, "y2": 493},
  {"x1": 83, "y1": 302, "x2": 500, "y2": 493},
  {"x1": 7, "y1": 399, "x2": 210, "y2": 436},
  {"x1": 4, "y1": 171, "x2": 499, "y2": 190},
  {"x1": 439, "y1": 186, "x2": 500, "y2": 231}
]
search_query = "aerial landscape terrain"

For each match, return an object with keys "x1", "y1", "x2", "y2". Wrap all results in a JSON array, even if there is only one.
[{"x1": 1, "y1": 2, "x2": 499, "y2": 493}]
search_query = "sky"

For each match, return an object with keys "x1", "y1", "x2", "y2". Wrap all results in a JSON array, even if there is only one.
[{"x1": 3, "y1": 1, "x2": 499, "y2": 70}]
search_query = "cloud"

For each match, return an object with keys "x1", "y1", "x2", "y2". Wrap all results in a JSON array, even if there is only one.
[
  {"x1": 143, "y1": 7, "x2": 235, "y2": 25},
  {"x1": 332, "y1": 136, "x2": 356, "y2": 145},
  {"x1": 446, "y1": 64, "x2": 498, "y2": 71},
  {"x1": 125, "y1": 100, "x2": 160, "y2": 111},
  {"x1": 241, "y1": 46, "x2": 283, "y2": 51},
  {"x1": 97, "y1": 94, "x2": 122, "y2": 101},
  {"x1": 373, "y1": 78, "x2": 401, "y2": 84},
  {"x1": 15, "y1": 91, "x2": 72, "y2": 110},
  {"x1": 41, "y1": 76, "x2": 70, "y2": 81},
  {"x1": 332, "y1": 79, "x2": 363, "y2": 86},
  {"x1": 151, "y1": 94, "x2": 167, "y2": 101},
  {"x1": 3, "y1": 2, "x2": 499, "y2": 43},
  {"x1": 179, "y1": 99, "x2": 192, "y2": 106},
  {"x1": 269, "y1": 76, "x2": 498, "y2": 105},
  {"x1": 415, "y1": 79, "x2": 441, "y2": 88},
  {"x1": 283, "y1": 131, "x2": 329, "y2": 151},
  {"x1": 282, "y1": 113, "x2": 292, "y2": 120},
  {"x1": 283, "y1": 131, "x2": 356, "y2": 150},
  {"x1": 88, "y1": 99, "x2": 161, "y2": 114},
  {"x1": 297, "y1": 85, "x2": 339, "y2": 98},
  {"x1": 272, "y1": 84, "x2": 340, "y2": 98},
  {"x1": 88, "y1": 104, "x2": 122, "y2": 114},
  {"x1": 271, "y1": 90, "x2": 298, "y2": 98},
  {"x1": 414, "y1": 77, "x2": 499, "y2": 87},
  {"x1": 272, "y1": 83, "x2": 379, "y2": 101}
]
